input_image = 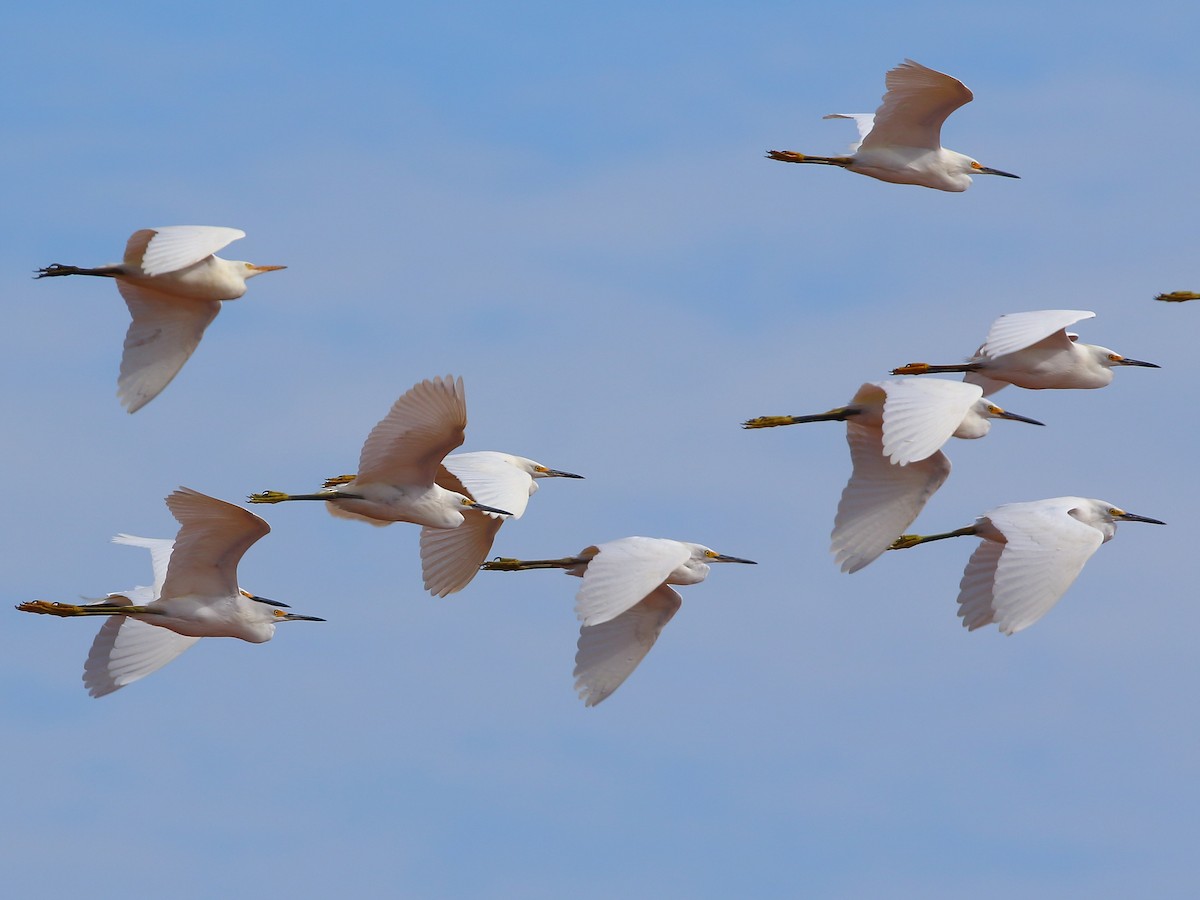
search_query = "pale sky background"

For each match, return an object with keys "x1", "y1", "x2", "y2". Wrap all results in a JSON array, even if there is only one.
[{"x1": 3, "y1": 3, "x2": 1199, "y2": 897}]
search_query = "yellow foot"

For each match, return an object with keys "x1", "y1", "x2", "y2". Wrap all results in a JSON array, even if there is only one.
[
  {"x1": 1155, "y1": 291, "x2": 1200, "y2": 303},
  {"x1": 248, "y1": 490, "x2": 290, "y2": 504},
  {"x1": 17, "y1": 600, "x2": 68, "y2": 615},
  {"x1": 766, "y1": 150, "x2": 807, "y2": 163},
  {"x1": 889, "y1": 535, "x2": 925, "y2": 550},
  {"x1": 322, "y1": 474, "x2": 357, "y2": 488},
  {"x1": 742, "y1": 415, "x2": 795, "y2": 429},
  {"x1": 891, "y1": 363, "x2": 931, "y2": 376}
]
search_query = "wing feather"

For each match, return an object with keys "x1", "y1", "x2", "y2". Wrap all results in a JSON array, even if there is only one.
[
  {"x1": 356, "y1": 376, "x2": 467, "y2": 486},
  {"x1": 159, "y1": 488, "x2": 270, "y2": 601},
  {"x1": 419, "y1": 512, "x2": 504, "y2": 597},
  {"x1": 822, "y1": 113, "x2": 875, "y2": 152},
  {"x1": 979, "y1": 310, "x2": 1095, "y2": 358},
  {"x1": 83, "y1": 617, "x2": 200, "y2": 697},
  {"x1": 133, "y1": 225, "x2": 245, "y2": 275},
  {"x1": 115, "y1": 281, "x2": 219, "y2": 413},
  {"x1": 111, "y1": 534, "x2": 175, "y2": 596},
  {"x1": 880, "y1": 379, "x2": 981, "y2": 465},
  {"x1": 573, "y1": 584, "x2": 681, "y2": 706},
  {"x1": 575, "y1": 537, "x2": 691, "y2": 626},
  {"x1": 441, "y1": 452, "x2": 535, "y2": 519},
  {"x1": 861, "y1": 59, "x2": 973, "y2": 151},
  {"x1": 832, "y1": 422, "x2": 951, "y2": 573}
]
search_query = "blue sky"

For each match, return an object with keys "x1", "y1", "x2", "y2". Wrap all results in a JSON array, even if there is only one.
[{"x1": 4, "y1": 3, "x2": 1199, "y2": 897}]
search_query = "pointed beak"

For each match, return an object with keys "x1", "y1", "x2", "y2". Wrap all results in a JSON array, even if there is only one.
[
  {"x1": 241, "y1": 590, "x2": 291, "y2": 608},
  {"x1": 712, "y1": 554, "x2": 757, "y2": 565},
  {"x1": 543, "y1": 469, "x2": 584, "y2": 479},
  {"x1": 994, "y1": 408, "x2": 1044, "y2": 426},
  {"x1": 1114, "y1": 356, "x2": 1160, "y2": 368},
  {"x1": 1115, "y1": 511, "x2": 1165, "y2": 525},
  {"x1": 282, "y1": 613, "x2": 326, "y2": 622},
  {"x1": 252, "y1": 264, "x2": 287, "y2": 272},
  {"x1": 976, "y1": 166, "x2": 1020, "y2": 179},
  {"x1": 471, "y1": 502, "x2": 514, "y2": 516}
]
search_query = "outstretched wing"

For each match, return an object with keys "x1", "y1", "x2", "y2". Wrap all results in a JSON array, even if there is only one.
[
  {"x1": 979, "y1": 310, "x2": 1095, "y2": 358},
  {"x1": 880, "y1": 378, "x2": 982, "y2": 465},
  {"x1": 419, "y1": 513, "x2": 504, "y2": 597},
  {"x1": 160, "y1": 488, "x2": 270, "y2": 601},
  {"x1": 111, "y1": 534, "x2": 175, "y2": 597},
  {"x1": 116, "y1": 281, "x2": 219, "y2": 413},
  {"x1": 832, "y1": 422, "x2": 951, "y2": 573},
  {"x1": 822, "y1": 113, "x2": 875, "y2": 152},
  {"x1": 357, "y1": 376, "x2": 467, "y2": 487},
  {"x1": 573, "y1": 584, "x2": 681, "y2": 707},
  {"x1": 128, "y1": 226, "x2": 246, "y2": 275},
  {"x1": 575, "y1": 537, "x2": 691, "y2": 626},
  {"x1": 83, "y1": 617, "x2": 200, "y2": 697},
  {"x1": 862, "y1": 59, "x2": 973, "y2": 152}
]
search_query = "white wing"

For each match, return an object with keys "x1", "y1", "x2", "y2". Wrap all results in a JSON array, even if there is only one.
[
  {"x1": 356, "y1": 376, "x2": 466, "y2": 486},
  {"x1": 419, "y1": 512, "x2": 504, "y2": 597},
  {"x1": 956, "y1": 499, "x2": 1104, "y2": 634},
  {"x1": 573, "y1": 584, "x2": 681, "y2": 707},
  {"x1": 112, "y1": 534, "x2": 175, "y2": 597},
  {"x1": 83, "y1": 617, "x2": 200, "y2": 697},
  {"x1": 127, "y1": 226, "x2": 246, "y2": 276},
  {"x1": 861, "y1": 59, "x2": 973, "y2": 152},
  {"x1": 822, "y1": 113, "x2": 875, "y2": 152},
  {"x1": 160, "y1": 488, "x2": 270, "y2": 602},
  {"x1": 575, "y1": 537, "x2": 691, "y2": 626},
  {"x1": 879, "y1": 379, "x2": 982, "y2": 465},
  {"x1": 115, "y1": 281, "x2": 220, "y2": 413},
  {"x1": 979, "y1": 310, "x2": 1095, "y2": 358},
  {"x1": 442, "y1": 451, "x2": 535, "y2": 519},
  {"x1": 832, "y1": 422, "x2": 951, "y2": 573}
]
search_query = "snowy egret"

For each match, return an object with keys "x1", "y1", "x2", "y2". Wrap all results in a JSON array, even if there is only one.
[
  {"x1": 17, "y1": 488, "x2": 323, "y2": 697},
  {"x1": 416, "y1": 452, "x2": 583, "y2": 597},
  {"x1": 744, "y1": 378, "x2": 1042, "y2": 572},
  {"x1": 1155, "y1": 291, "x2": 1200, "y2": 303},
  {"x1": 36, "y1": 226, "x2": 285, "y2": 413},
  {"x1": 482, "y1": 537, "x2": 754, "y2": 705},
  {"x1": 889, "y1": 497, "x2": 1163, "y2": 633},
  {"x1": 767, "y1": 59, "x2": 1018, "y2": 192},
  {"x1": 892, "y1": 309, "x2": 1159, "y2": 394},
  {"x1": 249, "y1": 376, "x2": 514, "y2": 531}
]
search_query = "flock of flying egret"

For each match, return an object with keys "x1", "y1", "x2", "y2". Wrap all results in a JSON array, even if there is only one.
[{"x1": 19, "y1": 59, "x2": 1176, "y2": 704}]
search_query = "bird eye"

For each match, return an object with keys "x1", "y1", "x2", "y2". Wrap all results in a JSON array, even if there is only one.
[
  {"x1": 971, "y1": 161, "x2": 982, "y2": 170},
  {"x1": 273, "y1": 609, "x2": 286, "y2": 618},
  {"x1": 987, "y1": 404, "x2": 1001, "y2": 414},
  {"x1": 1107, "y1": 353, "x2": 1121, "y2": 362},
  {"x1": 705, "y1": 550, "x2": 719, "y2": 559}
]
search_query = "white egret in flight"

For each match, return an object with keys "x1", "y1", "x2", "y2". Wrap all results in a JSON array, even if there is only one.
[
  {"x1": 249, "y1": 376, "x2": 514, "y2": 530},
  {"x1": 767, "y1": 59, "x2": 1018, "y2": 191},
  {"x1": 889, "y1": 497, "x2": 1164, "y2": 633},
  {"x1": 891, "y1": 309, "x2": 1159, "y2": 393},
  {"x1": 483, "y1": 537, "x2": 754, "y2": 706},
  {"x1": 17, "y1": 488, "x2": 323, "y2": 697},
  {"x1": 36, "y1": 226, "x2": 285, "y2": 412}
]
